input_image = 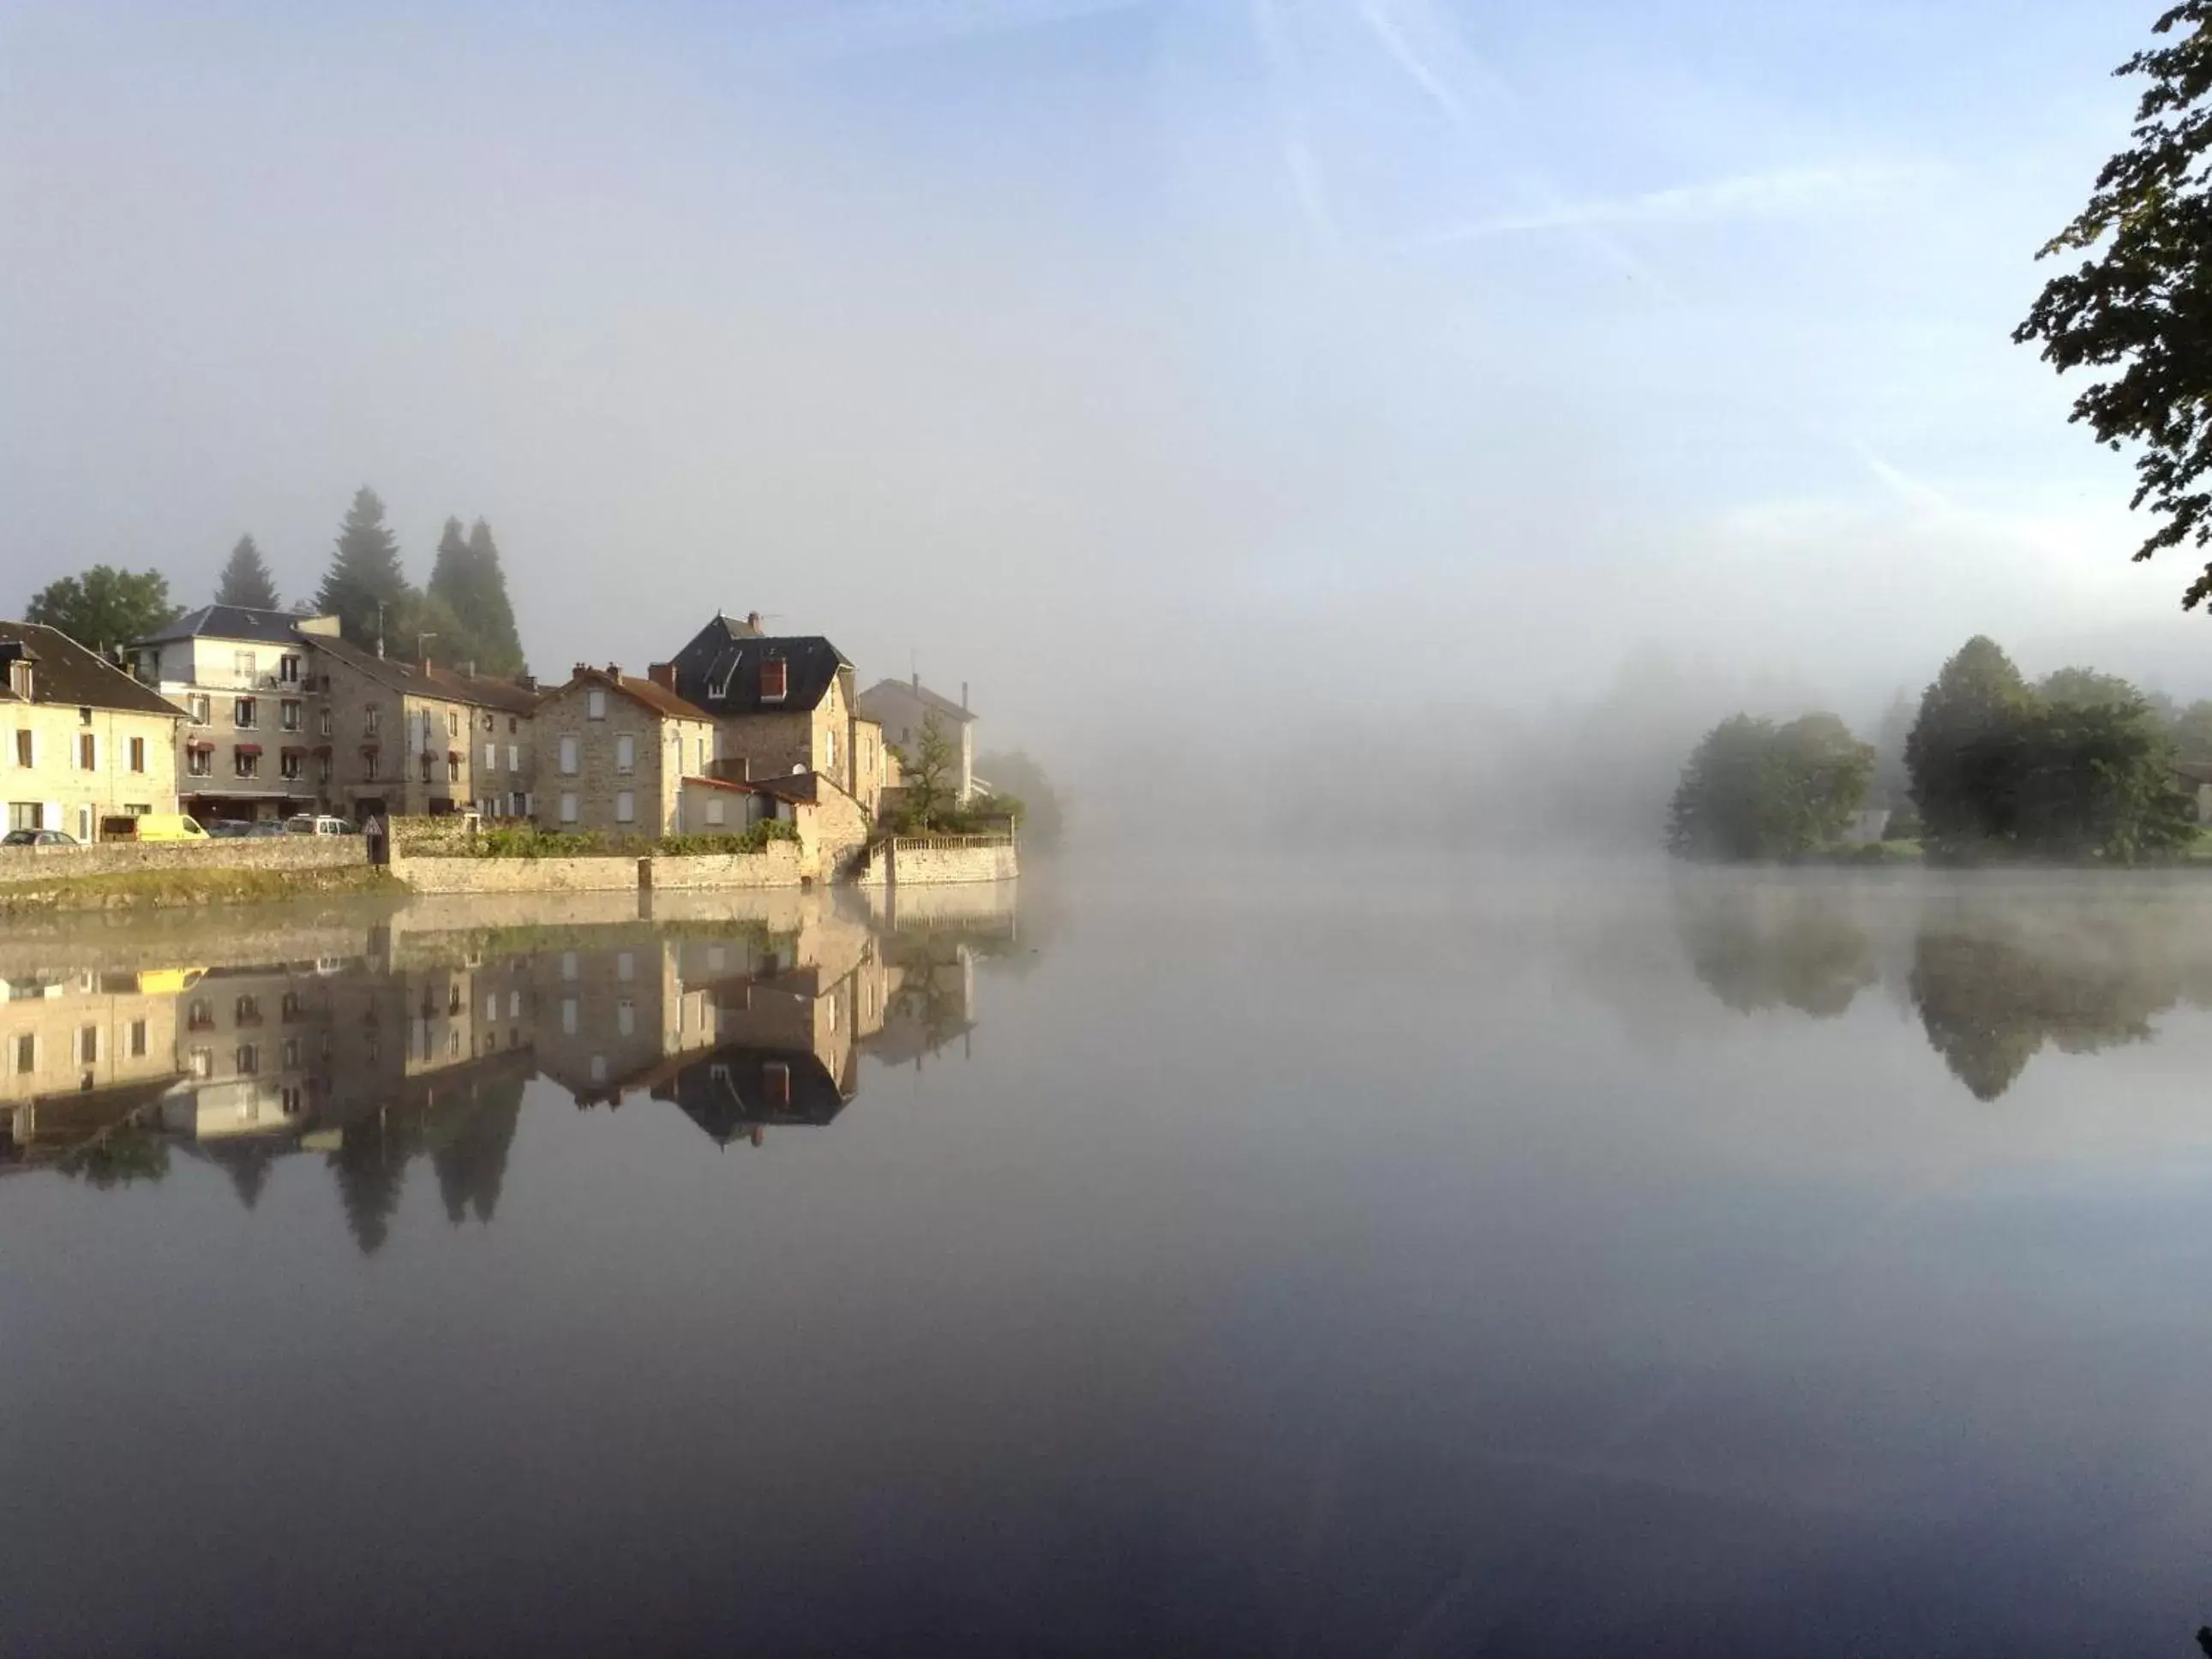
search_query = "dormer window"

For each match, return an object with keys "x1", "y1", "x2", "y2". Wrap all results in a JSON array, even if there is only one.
[
  {"x1": 587, "y1": 689, "x2": 607, "y2": 721},
  {"x1": 760, "y1": 658, "x2": 788, "y2": 701}
]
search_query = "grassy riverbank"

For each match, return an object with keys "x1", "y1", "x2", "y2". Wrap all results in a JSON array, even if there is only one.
[{"x1": 0, "y1": 865, "x2": 405, "y2": 913}]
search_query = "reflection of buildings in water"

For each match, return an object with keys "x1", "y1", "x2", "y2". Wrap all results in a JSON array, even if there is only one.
[
  {"x1": 1, "y1": 967, "x2": 186, "y2": 1169},
  {"x1": 4, "y1": 890, "x2": 1010, "y2": 1235}
]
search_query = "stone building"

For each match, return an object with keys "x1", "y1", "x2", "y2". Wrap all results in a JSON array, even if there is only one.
[
  {"x1": 0, "y1": 621, "x2": 186, "y2": 841},
  {"x1": 536, "y1": 666, "x2": 716, "y2": 836},
  {"x1": 857, "y1": 674, "x2": 979, "y2": 803},
  {"x1": 659, "y1": 613, "x2": 890, "y2": 818},
  {"x1": 312, "y1": 636, "x2": 542, "y2": 822},
  {"x1": 135, "y1": 605, "x2": 333, "y2": 824}
]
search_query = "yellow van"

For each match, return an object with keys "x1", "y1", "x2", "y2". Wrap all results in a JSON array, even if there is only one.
[{"x1": 105, "y1": 813, "x2": 210, "y2": 844}]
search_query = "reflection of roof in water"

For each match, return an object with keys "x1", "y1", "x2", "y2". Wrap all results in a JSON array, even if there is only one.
[{"x1": 655, "y1": 1043, "x2": 850, "y2": 1144}]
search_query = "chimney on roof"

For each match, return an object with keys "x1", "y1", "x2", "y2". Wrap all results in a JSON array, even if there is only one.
[
  {"x1": 572, "y1": 662, "x2": 589, "y2": 680},
  {"x1": 746, "y1": 611, "x2": 763, "y2": 634},
  {"x1": 962, "y1": 680, "x2": 968, "y2": 711},
  {"x1": 465, "y1": 660, "x2": 477, "y2": 679},
  {"x1": 419, "y1": 656, "x2": 432, "y2": 676},
  {"x1": 606, "y1": 662, "x2": 620, "y2": 679},
  {"x1": 515, "y1": 674, "x2": 537, "y2": 692},
  {"x1": 648, "y1": 662, "x2": 676, "y2": 691},
  {"x1": 912, "y1": 669, "x2": 920, "y2": 693}
]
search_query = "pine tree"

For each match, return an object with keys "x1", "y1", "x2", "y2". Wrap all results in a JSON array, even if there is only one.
[
  {"x1": 466, "y1": 519, "x2": 526, "y2": 676},
  {"x1": 314, "y1": 487, "x2": 410, "y2": 650},
  {"x1": 213, "y1": 534, "x2": 280, "y2": 610}
]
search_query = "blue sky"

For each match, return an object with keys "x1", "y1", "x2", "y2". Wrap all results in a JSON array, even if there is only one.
[{"x1": 0, "y1": 0, "x2": 2191, "y2": 762}]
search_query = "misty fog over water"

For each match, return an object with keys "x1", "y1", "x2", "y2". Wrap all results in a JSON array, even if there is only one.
[{"x1": 11, "y1": 864, "x2": 2212, "y2": 1652}]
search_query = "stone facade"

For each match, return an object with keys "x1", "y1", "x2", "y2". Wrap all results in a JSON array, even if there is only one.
[
  {"x1": 389, "y1": 853, "x2": 645, "y2": 895},
  {"x1": 315, "y1": 638, "x2": 539, "y2": 823},
  {"x1": 858, "y1": 835, "x2": 1018, "y2": 887},
  {"x1": 536, "y1": 670, "x2": 714, "y2": 836}
]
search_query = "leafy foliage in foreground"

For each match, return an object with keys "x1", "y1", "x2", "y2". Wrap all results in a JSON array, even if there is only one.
[{"x1": 2016, "y1": 3, "x2": 2212, "y2": 607}]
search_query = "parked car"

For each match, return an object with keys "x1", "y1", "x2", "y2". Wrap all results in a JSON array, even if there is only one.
[
  {"x1": 104, "y1": 814, "x2": 211, "y2": 843},
  {"x1": 284, "y1": 815, "x2": 357, "y2": 836},
  {"x1": 207, "y1": 819, "x2": 255, "y2": 838},
  {"x1": 243, "y1": 820, "x2": 290, "y2": 837},
  {"x1": 1, "y1": 828, "x2": 79, "y2": 847}
]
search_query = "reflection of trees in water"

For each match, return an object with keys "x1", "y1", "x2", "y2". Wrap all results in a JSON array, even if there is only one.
[
  {"x1": 1673, "y1": 879, "x2": 2212, "y2": 1100},
  {"x1": 430, "y1": 1078, "x2": 525, "y2": 1227},
  {"x1": 58, "y1": 1119, "x2": 169, "y2": 1189},
  {"x1": 328, "y1": 1077, "x2": 528, "y2": 1253},
  {"x1": 1909, "y1": 926, "x2": 2166, "y2": 1103},
  {"x1": 1674, "y1": 886, "x2": 1878, "y2": 1018}
]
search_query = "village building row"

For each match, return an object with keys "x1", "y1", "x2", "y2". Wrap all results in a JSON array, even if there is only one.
[{"x1": 8, "y1": 603, "x2": 981, "y2": 853}]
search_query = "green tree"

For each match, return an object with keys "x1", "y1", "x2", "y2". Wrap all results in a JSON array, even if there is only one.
[
  {"x1": 2015, "y1": 3, "x2": 2212, "y2": 608},
  {"x1": 213, "y1": 534, "x2": 281, "y2": 609},
  {"x1": 2039, "y1": 666, "x2": 2143, "y2": 710},
  {"x1": 315, "y1": 487, "x2": 410, "y2": 650},
  {"x1": 893, "y1": 712, "x2": 958, "y2": 830},
  {"x1": 1905, "y1": 637, "x2": 2034, "y2": 859},
  {"x1": 387, "y1": 586, "x2": 476, "y2": 672},
  {"x1": 2014, "y1": 694, "x2": 2196, "y2": 862},
  {"x1": 1665, "y1": 712, "x2": 1870, "y2": 861},
  {"x1": 429, "y1": 518, "x2": 526, "y2": 677},
  {"x1": 1775, "y1": 712, "x2": 1876, "y2": 839},
  {"x1": 25, "y1": 566, "x2": 180, "y2": 656}
]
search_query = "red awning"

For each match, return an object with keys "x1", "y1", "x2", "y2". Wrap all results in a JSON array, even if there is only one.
[
  {"x1": 234, "y1": 743, "x2": 262, "y2": 756},
  {"x1": 280, "y1": 746, "x2": 305, "y2": 758},
  {"x1": 185, "y1": 740, "x2": 214, "y2": 753}
]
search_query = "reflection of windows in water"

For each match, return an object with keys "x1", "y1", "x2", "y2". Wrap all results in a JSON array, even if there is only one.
[
  {"x1": 707, "y1": 946, "x2": 725, "y2": 973},
  {"x1": 236, "y1": 1045, "x2": 259, "y2": 1075},
  {"x1": 129, "y1": 1020, "x2": 147, "y2": 1058},
  {"x1": 590, "y1": 1054, "x2": 607, "y2": 1083},
  {"x1": 561, "y1": 953, "x2": 578, "y2": 981},
  {"x1": 486, "y1": 993, "x2": 497, "y2": 1023},
  {"x1": 321, "y1": 1033, "x2": 333, "y2": 1062},
  {"x1": 281, "y1": 1086, "x2": 303, "y2": 1115},
  {"x1": 77, "y1": 1025, "x2": 98, "y2": 1065},
  {"x1": 281, "y1": 991, "x2": 302, "y2": 1021},
  {"x1": 188, "y1": 999, "x2": 213, "y2": 1031},
  {"x1": 764, "y1": 1062, "x2": 790, "y2": 1106},
  {"x1": 366, "y1": 1035, "x2": 380, "y2": 1065},
  {"x1": 282, "y1": 1038, "x2": 300, "y2": 1069},
  {"x1": 616, "y1": 1000, "x2": 635, "y2": 1037},
  {"x1": 189, "y1": 1048, "x2": 212, "y2": 1078},
  {"x1": 617, "y1": 953, "x2": 634, "y2": 982},
  {"x1": 235, "y1": 995, "x2": 259, "y2": 1024},
  {"x1": 561, "y1": 999, "x2": 578, "y2": 1035},
  {"x1": 448, "y1": 985, "x2": 461, "y2": 1015},
  {"x1": 509, "y1": 990, "x2": 521, "y2": 1019},
  {"x1": 14, "y1": 1032, "x2": 35, "y2": 1075},
  {"x1": 448, "y1": 1029, "x2": 460, "y2": 1057}
]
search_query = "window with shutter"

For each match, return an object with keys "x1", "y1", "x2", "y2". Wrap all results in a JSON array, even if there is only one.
[{"x1": 760, "y1": 659, "x2": 788, "y2": 700}]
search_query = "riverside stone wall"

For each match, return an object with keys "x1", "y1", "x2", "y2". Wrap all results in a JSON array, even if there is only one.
[
  {"x1": 644, "y1": 842, "x2": 804, "y2": 889},
  {"x1": 862, "y1": 836, "x2": 1018, "y2": 887},
  {"x1": 390, "y1": 854, "x2": 644, "y2": 895},
  {"x1": 0, "y1": 837, "x2": 367, "y2": 880}
]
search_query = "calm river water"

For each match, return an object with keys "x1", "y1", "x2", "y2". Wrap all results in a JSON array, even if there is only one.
[{"x1": 9, "y1": 860, "x2": 2212, "y2": 1655}]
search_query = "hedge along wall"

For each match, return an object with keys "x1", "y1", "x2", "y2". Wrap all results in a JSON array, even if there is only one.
[{"x1": 0, "y1": 837, "x2": 369, "y2": 881}]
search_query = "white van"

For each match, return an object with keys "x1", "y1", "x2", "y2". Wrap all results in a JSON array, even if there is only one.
[{"x1": 284, "y1": 815, "x2": 356, "y2": 836}]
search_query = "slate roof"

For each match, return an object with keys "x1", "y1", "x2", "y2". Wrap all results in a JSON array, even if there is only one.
[
  {"x1": 858, "y1": 677, "x2": 976, "y2": 725},
  {"x1": 312, "y1": 634, "x2": 543, "y2": 716},
  {"x1": 138, "y1": 604, "x2": 313, "y2": 648},
  {"x1": 654, "y1": 1043, "x2": 852, "y2": 1142},
  {"x1": 558, "y1": 666, "x2": 714, "y2": 722},
  {"x1": 668, "y1": 614, "x2": 848, "y2": 716},
  {"x1": 0, "y1": 621, "x2": 189, "y2": 717}
]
